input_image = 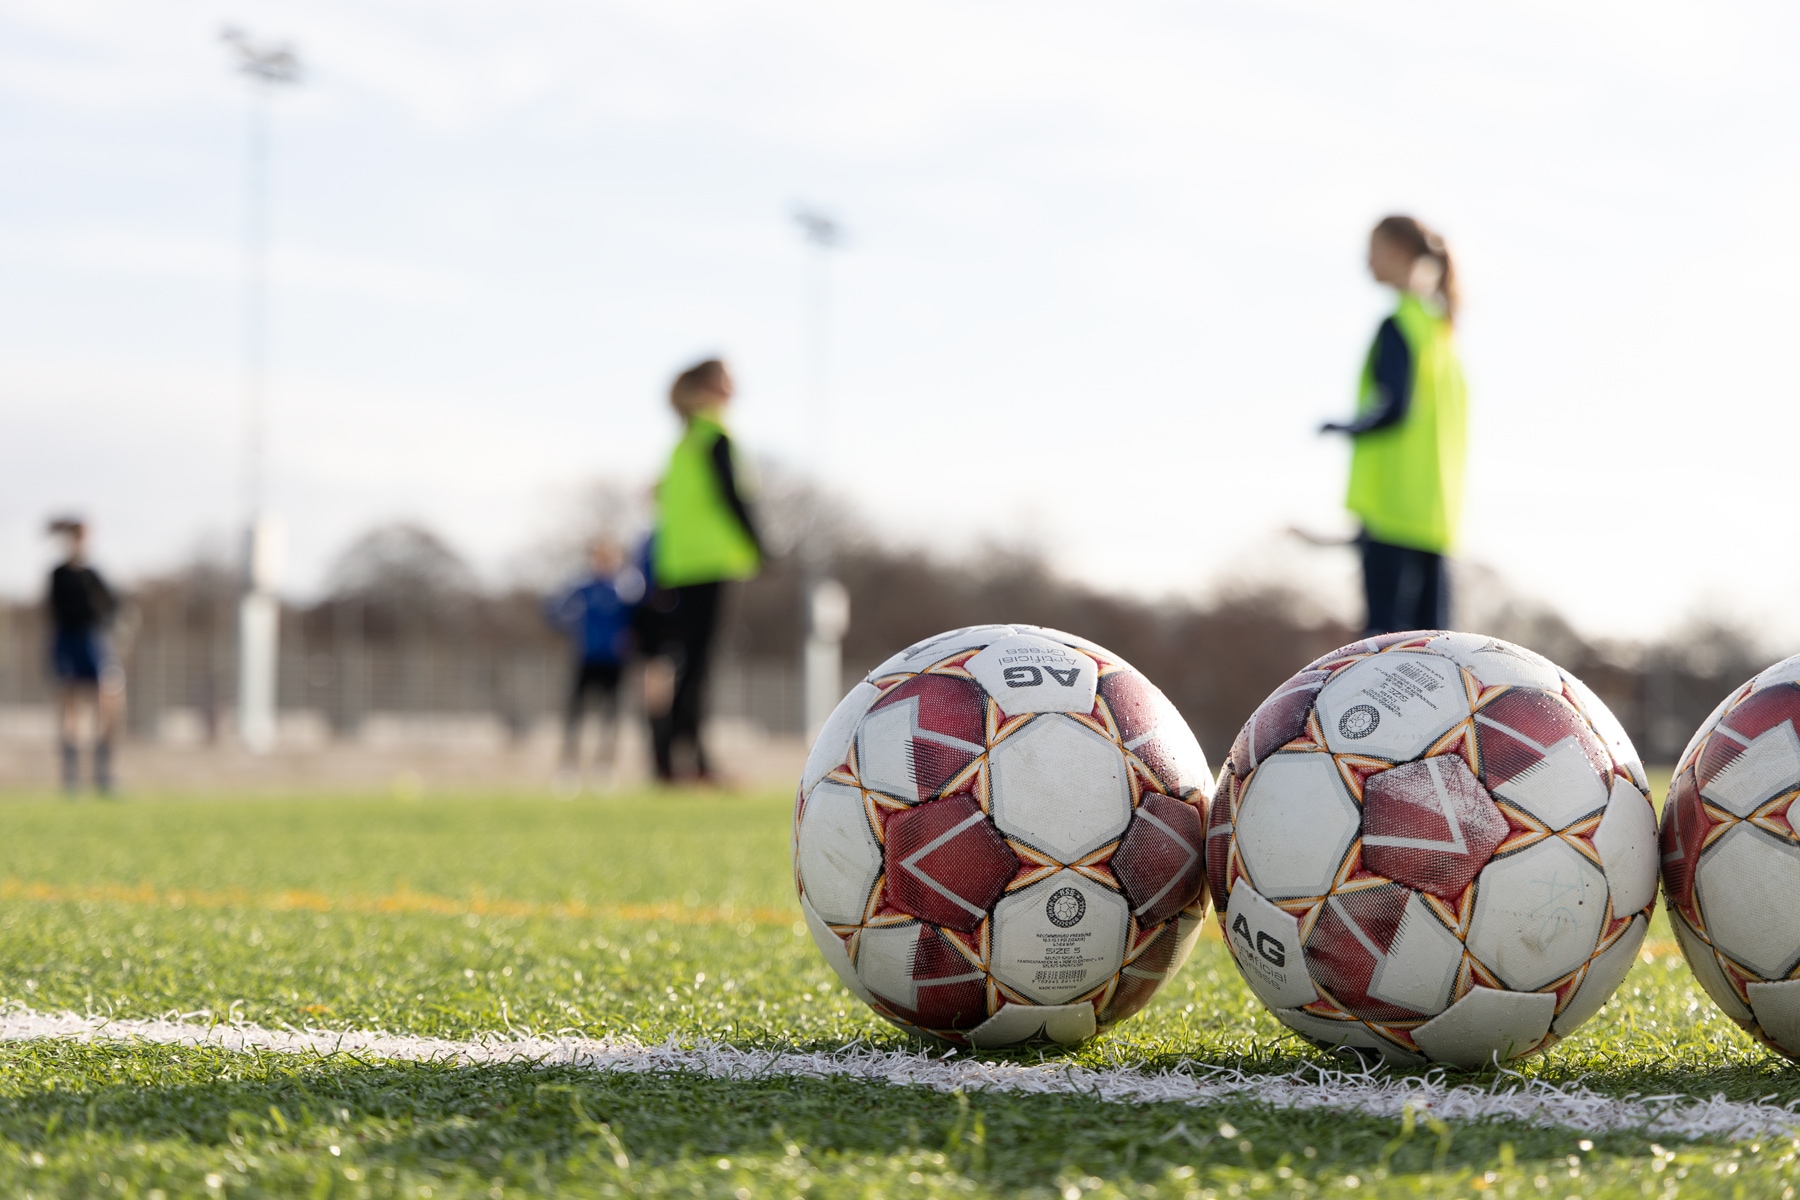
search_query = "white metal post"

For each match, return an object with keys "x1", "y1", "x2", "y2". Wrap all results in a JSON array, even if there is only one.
[
  {"x1": 805, "y1": 578, "x2": 850, "y2": 739},
  {"x1": 793, "y1": 208, "x2": 848, "y2": 740},
  {"x1": 223, "y1": 28, "x2": 301, "y2": 752},
  {"x1": 237, "y1": 515, "x2": 284, "y2": 751}
]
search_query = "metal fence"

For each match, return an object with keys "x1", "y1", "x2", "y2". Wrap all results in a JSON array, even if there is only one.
[
  {"x1": 0, "y1": 601, "x2": 813, "y2": 743},
  {"x1": 0, "y1": 596, "x2": 1761, "y2": 764}
]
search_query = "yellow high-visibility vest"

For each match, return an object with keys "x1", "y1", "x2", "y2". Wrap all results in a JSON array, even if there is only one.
[
  {"x1": 1345, "y1": 293, "x2": 1467, "y2": 554},
  {"x1": 653, "y1": 413, "x2": 762, "y2": 587}
]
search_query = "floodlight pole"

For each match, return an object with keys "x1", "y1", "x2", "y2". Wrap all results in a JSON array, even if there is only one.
[
  {"x1": 223, "y1": 27, "x2": 302, "y2": 753},
  {"x1": 793, "y1": 208, "x2": 848, "y2": 741}
]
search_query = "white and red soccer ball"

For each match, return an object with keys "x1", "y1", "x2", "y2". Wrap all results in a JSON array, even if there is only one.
[
  {"x1": 792, "y1": 625, "x2": 1211, "y2": 1047},
  {"x1": 1206, "y1": 631, "x2": 1657, "y2": 1066},
  {"x1": 1662, "y1": 652, "x2": 1800, "y2": 1060}
]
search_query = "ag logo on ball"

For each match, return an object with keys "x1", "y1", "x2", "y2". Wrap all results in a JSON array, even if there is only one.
[
  {"x1": 1046, "y1": 886, "x2": 1086, "y2": 927},
  {"x1": 966, "y1": 635, "x2": 1099, "y2": 715},
  {"x1": 1003, "y1": 664, "x2": 1081, "y2": 688},
  {"x1": 1337, "y1": 703, "x2": 1380, "y2": 740},
  {"x1": 1230, "y1": 913, "x2": 1286, "y2": 966}
]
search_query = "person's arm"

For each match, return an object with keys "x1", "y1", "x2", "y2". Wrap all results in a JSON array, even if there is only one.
[
  {"x1": 1321, "y1": 318, "x2": 1412, "y2": 435},
  {"x1": 709, "y1": 433, "x2": 764, "y2": 556},
  {"x1": 86, "y1": 568, "x2": 119, "y2": 626},
  {"x1": 46, "y1": 567, "x2": 64, "y2": 624},
  {"x1": 615, "y1": 565, "x2": 647, "y2": 606},
  {"x1": 544, "y1": 583, "x2": 583, "y2": 633}
]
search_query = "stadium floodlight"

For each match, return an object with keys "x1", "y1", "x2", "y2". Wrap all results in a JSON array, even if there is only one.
[
  {"x1": 793, "y1": 209, "x2": 840, "y2": 251},
  {"x1": 222, "y1": 26, "x2": 303, "y2": 753},
  {"x1": 792, "y1": 205, "x2": 847, "y2": 740}
]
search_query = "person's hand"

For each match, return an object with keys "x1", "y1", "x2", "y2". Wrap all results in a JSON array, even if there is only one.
[{"x1": 1318, "y1": 420, "x2": 1350, "y2": 435}]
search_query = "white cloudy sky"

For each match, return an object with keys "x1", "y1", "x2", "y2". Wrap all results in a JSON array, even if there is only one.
[{"x1": 2, "y1": 0, "x2": 1796, "y2": 641}]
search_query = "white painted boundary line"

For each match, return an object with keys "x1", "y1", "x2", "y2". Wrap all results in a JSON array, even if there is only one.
[{"x1": 2, "y1": 1007, "x2": 1796, "y2": 1143}]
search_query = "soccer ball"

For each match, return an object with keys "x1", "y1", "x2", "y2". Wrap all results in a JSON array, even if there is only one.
[
  {"x1": 1662, "y1": 652, "x2": 1800, "y2": 1060},
  {"x1": 1205, "y1": 631, "x2": 1657, "y2": 1067},
  {"x1": 792, "y1": 624, "x2": 1211, "y2": 1048}
]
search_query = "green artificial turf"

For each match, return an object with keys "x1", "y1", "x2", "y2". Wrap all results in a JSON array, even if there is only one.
[{"x1": 0, "y1": 785, "x2": 1795, "y2": 1198}]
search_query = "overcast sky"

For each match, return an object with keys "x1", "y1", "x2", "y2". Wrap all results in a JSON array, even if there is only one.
[{"x1": 2, "y1": 0, "x2": 1796, "y2": 642}]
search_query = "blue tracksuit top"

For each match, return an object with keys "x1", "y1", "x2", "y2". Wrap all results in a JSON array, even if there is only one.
[{"x1": 545, "y1": 568, "x2": 646, "y2": 664}]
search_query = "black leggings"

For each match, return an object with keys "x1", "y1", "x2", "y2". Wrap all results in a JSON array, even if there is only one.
[
  {"x1": 646, "y1": 582, "x2": 724, "y2": 780},
  {"x1": 563, "y1": 660, "x2": 622, "y2": 764},
  {"x1": 1360, "y1": 536, "x2": 1449, "y2": 636}
]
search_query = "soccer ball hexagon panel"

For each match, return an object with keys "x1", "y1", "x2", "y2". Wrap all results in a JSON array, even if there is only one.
[
  {"x1": 1661, "y1": 651, "x2": 1800, "y2": 1061},
  {"x1": 1208, "y1": 631, "x2": 1656, "y2": 1067},
  {"x1": 792, "y1": 625, "x2": 1211, "y2": 1048}
]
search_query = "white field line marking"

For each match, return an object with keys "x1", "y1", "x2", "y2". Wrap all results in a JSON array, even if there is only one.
[{"x1": 2, "y1": 1007, "x2": 1797, "y2": 1143}]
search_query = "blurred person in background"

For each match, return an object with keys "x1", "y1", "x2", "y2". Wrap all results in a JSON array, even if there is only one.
[
  {"x1": 643, "y1": 358, "x2": 763, "y2": 785},
  {"x1": 1321, "y1": 215, "x2": 1468, "y2": 635},
  {"x1": 544, "y1": 536, "x2": 646, "y2": 791},
  {"x1": 45, "y1": 517, "x2": 124, "y2": 795}
]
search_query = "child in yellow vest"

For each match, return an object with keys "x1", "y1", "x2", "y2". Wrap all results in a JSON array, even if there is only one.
[
  {"x1": 1321, "y1": 216, "x2": 1468, "y2": 636},
  {"x1": 644, "y1": 359, "x2": 763, "y2": 783}
]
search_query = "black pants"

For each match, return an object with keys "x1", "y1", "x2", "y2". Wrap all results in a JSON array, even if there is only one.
[
  {"x1": 1361, "y1": 536, "x2": 1449, "y2": 636},
  {"x1": 563, "y1": 660, "x2": 622, "y2": 765},
  {"x1": 645, "y1": 582, "x2": 724, "y2": 781}
]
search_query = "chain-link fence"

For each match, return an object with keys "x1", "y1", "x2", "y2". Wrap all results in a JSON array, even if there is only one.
[{"x1": 0, "y1": 599, "x2": 817, "y2": 746}]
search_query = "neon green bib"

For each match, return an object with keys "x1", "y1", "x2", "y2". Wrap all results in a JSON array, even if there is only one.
[
  {"x1": 653, "y1": 413, "x2": 762, "y2": 587},
  {"x1": 1345, "y1": 293, "x2": 1467, "y2": 554}
]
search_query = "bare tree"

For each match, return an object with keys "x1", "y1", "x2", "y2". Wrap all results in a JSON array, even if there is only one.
[
  {"x1": 509, "y1": 479, "x2": 651, "y2": 592},
  {"x1": 325, "y1": 522, "x2": 480, "y2": 637}
]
